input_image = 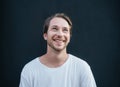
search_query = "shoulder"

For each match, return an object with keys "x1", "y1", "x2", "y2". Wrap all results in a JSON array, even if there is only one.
[
  {"x1": 69, "y1": 54, "x2": 93, "y2": 75},
  {"x1": 69, "y1": 54, "x2": 91, "y2": 70},
  {"x1": 24, "y1": 57, "x2": 39, "y2": 68},
  {"x1": 69, "y1": 54, "x2": 89, "y2": 66},
  {"x1": 21, "y1": 57, "x2": 39, "y2": 75}
]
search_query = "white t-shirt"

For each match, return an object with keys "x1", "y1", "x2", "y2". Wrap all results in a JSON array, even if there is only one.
[{"x1": 19, "y1": 54, "x2": 97, "y2": 87}]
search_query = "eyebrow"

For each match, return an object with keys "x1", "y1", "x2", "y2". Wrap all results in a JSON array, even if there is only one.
[
  {"x1": 51, "y1": 25, "x2": 58, "y2": 27},
  {"x1": 51, "y1": 25, "x2": 69, "y2": 28}
]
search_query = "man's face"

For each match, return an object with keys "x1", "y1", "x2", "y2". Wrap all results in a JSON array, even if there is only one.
[{"x1": 44, "y1": 17, "x2": 71, "y2": 52}]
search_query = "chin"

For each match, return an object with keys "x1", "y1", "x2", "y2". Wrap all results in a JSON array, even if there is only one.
[{"x1": 53, "y1": 46, "x2": 66, "y2": 52}]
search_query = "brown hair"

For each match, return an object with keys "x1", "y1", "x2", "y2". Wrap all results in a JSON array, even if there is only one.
[{"x1": 43, "y1": 13, "x2": 72, "y2": 36}]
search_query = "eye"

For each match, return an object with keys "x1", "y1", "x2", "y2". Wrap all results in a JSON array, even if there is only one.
[
  {"x1": 63, "y1": 28, "x2": 69, "y2": 33},
  {"x1": 53, "y1": 27, "x2": 57, "y2": 30},
  {"x1": 52, "y1": 27, "x2": 58, "y2": 31}
]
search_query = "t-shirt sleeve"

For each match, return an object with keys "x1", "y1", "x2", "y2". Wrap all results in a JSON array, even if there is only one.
[
  {"x1": 19, "y1": 65, "x2": 32, "y2": 87},
  {"x1": 19, "y1": 74, "x2": 30, "y2": 87},
  {"x1": 80, "y1": 62, "x2": 97, "y2": 87}
]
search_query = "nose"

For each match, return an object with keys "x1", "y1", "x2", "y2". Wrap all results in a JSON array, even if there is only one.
[{"x1": 56, "y1": 30, "x2": 64, "y2": 37}]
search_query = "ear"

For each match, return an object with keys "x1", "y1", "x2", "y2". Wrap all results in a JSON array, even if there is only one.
[{"x1": 43, "y1": 33, "x2": 47, "y2": 40}]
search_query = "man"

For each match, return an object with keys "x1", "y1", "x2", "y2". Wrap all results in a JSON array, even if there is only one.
[{"x1": 19, "y1": 13, "x2": 97, "y2": 87}]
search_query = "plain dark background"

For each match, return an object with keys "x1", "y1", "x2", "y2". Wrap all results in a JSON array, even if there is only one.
[{"x1": 2, "y1": 0, "x2": 120, "y2": 87}]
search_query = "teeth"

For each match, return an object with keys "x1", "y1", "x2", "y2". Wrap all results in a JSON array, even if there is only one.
[
  {"x1": 54, "y1": 39, "x2": 62, "y2": 41},
  {"x1": 56, "y1": 39, "x2": 62, "y2": 41},
  {"x1": 56, "y1": 40, "x2": 63, "y2": 42},
  {"x1": 53, "y1": 38, "x2": 65, "y2": 42}
]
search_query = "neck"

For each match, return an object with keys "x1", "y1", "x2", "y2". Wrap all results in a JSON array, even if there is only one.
[
  {"x1": 46, "y1": 47, "x2": 68, "y2": 61},
  {"x1": 40, "y1": 47, "x2": 69, "y2": 68}
]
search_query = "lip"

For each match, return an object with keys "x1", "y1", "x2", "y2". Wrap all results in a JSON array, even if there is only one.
[
  {"x1": 53, "y1": 39, "x2": 66, "y2": 42},
  {"x1": 53, "y1": 39, "x2": 65, "y2": 46},
  {"x1": 54, "y1": 39, "x2": 63, "y2": 43}
]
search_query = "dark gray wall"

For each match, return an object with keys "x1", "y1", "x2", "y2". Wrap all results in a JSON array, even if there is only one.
[{"x1": 2, "y1": 0, "x2": 120, "y2": 87}]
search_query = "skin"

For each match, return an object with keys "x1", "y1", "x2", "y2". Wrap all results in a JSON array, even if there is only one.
[{"x1": 40, "y1": 17, "x2": 71, "y2": 68}]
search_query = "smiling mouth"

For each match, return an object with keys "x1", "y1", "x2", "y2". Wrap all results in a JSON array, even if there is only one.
[{"x1": 53, "y1": 39, "x2": 66, "y2": 42}]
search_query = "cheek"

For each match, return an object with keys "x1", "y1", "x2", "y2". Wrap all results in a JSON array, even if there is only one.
[
  {"x1": 46, "y1": 32, "x2": 56, "y2": 40},
  {"x1": 68, "y1": 35, "x2": 71, "y2": 42},
  {"x1": 68, "y1": 37, "x2": 70, "y2": 43},
  {"x1": 66, "y1": 35, "x2": 70, "y2": 42}
]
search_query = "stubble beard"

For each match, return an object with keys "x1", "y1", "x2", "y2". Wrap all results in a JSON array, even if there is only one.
[{"x1": 47, "y1": 40, "x2": 68, "y2": 52}]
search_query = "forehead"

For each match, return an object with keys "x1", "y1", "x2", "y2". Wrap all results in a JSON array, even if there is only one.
[{"x1": 49, "y1": 17, "x2": 70, "y2": 28}]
